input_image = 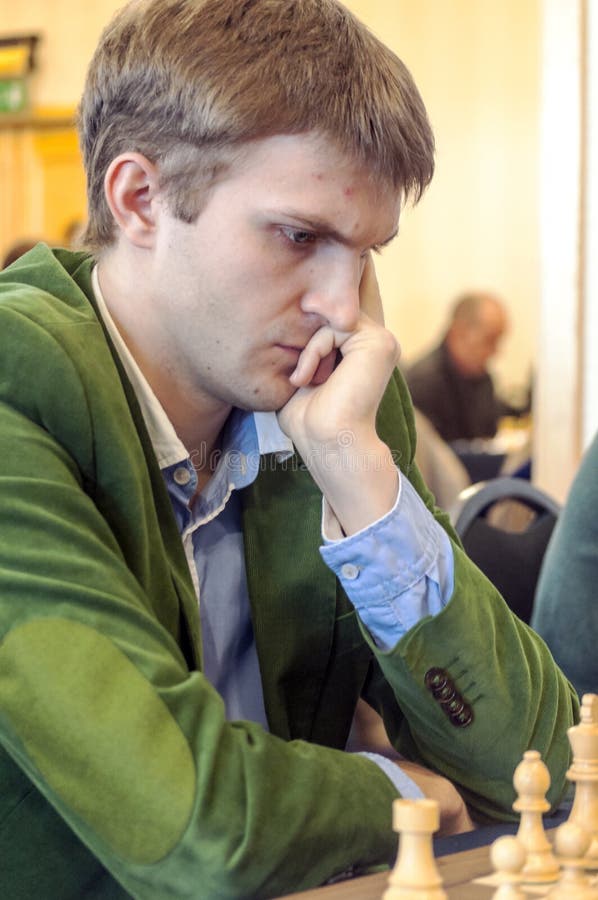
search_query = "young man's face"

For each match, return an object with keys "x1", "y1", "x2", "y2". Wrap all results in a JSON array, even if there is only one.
[{"x1": 147, "y1": 132, "x2": 401, "y2": 414}]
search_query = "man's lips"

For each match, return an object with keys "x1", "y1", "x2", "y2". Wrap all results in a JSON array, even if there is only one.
[
  {"x1": 275, "y1": 343, "x2": 337, "y2": 386},
  {"x1": 276, "y1": 343, "x2": 304, "y2": 356}
]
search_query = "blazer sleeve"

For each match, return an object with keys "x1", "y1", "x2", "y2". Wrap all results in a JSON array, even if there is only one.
[
  {"x1": 0, "y1": 301, "x2": 401, "y2": 899},
  {"x1": 364, "y1": 368, "x2": 579, "y2": 822}
]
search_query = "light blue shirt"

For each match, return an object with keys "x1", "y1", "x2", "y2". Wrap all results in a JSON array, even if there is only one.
[
  {"x1": 92, "y1": 267, "x2": 455, "y2": 801},
  {"x1": 320, "y1": 474, "x2": 455, "y2": 652},
  {"x1": 163, "y1": 411, "x2": 278, "y2": 729},
  {"x1": 162, "y1": 409, "x2": 453, "y2": 802}
]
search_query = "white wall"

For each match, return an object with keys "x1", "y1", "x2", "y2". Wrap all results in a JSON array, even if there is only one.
[
  {"x1": 582, "y1": 0, "x2": 598, "y2": 451},
  {"x1": 345, "y1": 0, "x2": 541, "y2": 403},
  {"x1": 534, "y1": 0, "x2": 598, "y2": 501}
]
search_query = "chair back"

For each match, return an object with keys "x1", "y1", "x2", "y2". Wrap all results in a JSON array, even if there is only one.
[{"x1": 453, "y1": 477, "x2": 561, "y2": 623}]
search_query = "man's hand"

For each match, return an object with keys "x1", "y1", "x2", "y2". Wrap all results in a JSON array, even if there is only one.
[
  {"x1": 397, "y1": 759, "x2": 475, "y2": 837},
  {"x1": 277, "y1": 257, "x2": 401, "y2": 536},
  {"x1": 358, "y1": 252, "x2": 386, "y2": 326}
]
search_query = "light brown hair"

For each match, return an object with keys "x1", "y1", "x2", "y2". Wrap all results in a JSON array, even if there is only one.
[{"x1": 78, "y1": 0, "x2": 435, "y2": 253}]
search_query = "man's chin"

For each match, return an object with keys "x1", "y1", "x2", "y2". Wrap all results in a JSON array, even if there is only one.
[
  {"x1": 232, "y1": 380, "x2": 298, "y2": 414},
  {"x1": 238, "y1": 353, "x2": 338, "y2": 412}
]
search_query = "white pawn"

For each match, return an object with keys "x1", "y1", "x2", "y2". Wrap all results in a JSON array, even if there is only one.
[
  {"x1": 548, "y1": 820, "x2": 598, "y2": 898},
  {"x1": 490, "y1": 835, "x2": 527, "y2": 899},
  {"x1": 513, "y1": 749, "x2": 560, "y2": 883},
  {"x1": 383, "y1": 798, "x2": 447, "y2": 900},
  {"x1": 567, "y1": 693, "x2": 598, "y2": 863}
]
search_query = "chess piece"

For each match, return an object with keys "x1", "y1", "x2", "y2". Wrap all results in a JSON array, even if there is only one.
[
  {"x1": 513, "y1": 749, "x2": 559, "y2": 883},
  {"x1": 567, "y1": 693, "x2": 598, "y2": 863},
  {"x1": 383, "y1": 798, "x2": 447, "y2": 900},
  {"x1": 490, "y1": 835, "x2": 527, "y2": 899},
  {"x1": 548, "y1": 820, "x2": 598, "y2": 898}
]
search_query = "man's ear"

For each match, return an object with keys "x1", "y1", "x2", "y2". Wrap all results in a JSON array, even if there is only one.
[{"x1": 104, "y1": 153, "x2": 161, "y2": 249}]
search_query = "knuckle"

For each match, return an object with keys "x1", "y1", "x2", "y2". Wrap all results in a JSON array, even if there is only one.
[{"x1": 380, "y1": 328, "x2": 400, "y2": 363}]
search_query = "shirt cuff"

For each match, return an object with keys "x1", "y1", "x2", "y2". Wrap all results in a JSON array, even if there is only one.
[
  {"x1": 320, "y1": 472, "x2": 454, "y2": 650},
  {"x1": 358, "y1": 752, "x2": 425, "y2": 799}
]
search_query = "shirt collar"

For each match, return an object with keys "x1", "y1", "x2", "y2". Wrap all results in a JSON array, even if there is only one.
[{"x1": 91, "y1": 266, "x2": 294, "y2": 469}]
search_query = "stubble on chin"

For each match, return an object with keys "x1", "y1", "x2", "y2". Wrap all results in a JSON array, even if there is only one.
[{"x1": 229, "y1": 374, "x2": 299, "y2": 414}]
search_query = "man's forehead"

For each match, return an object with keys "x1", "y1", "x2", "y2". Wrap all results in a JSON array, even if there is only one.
[
  {"x1": 234, "y1": 131, "x2": 398, "y2": 189},
  {"x1": 226, "y1": 132, "x2": 401, "y2": 231}
]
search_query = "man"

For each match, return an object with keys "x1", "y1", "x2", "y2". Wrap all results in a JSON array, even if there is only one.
[
  {"x1": 406, "y1": 291, "x2": 511, "y2": 442},
  {"x1": 0, "y1": 2, "x2": 576, "y2": 898}
]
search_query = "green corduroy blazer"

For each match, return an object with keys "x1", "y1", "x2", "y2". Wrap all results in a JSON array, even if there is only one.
[{"x1": 0, "y1": 246, "x2": 577, "y2": 899}]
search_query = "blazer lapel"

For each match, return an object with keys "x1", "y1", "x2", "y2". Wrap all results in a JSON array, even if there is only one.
[
  {"x1": 241, "y1": 458, "x2": 338, "y2": 741},
  {"x1": 76, "y1": 260, "x2": 203, "y2": 671}
]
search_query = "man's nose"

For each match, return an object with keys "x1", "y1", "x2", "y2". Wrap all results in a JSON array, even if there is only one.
[{"x1": 301, "y1": 258, "x2": 362, "y2": 333}]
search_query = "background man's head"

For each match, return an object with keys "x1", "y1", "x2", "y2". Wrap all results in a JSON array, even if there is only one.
[
  {"x1": 77, "y1": 0, "x2": 435, "y2": 255},
  {"x1": 445, "y1": 292, "x2": 509, "y2": 378}
]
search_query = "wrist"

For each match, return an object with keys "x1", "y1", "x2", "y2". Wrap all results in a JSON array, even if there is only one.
[{"x1": 302, "y1": 435, "x2": 399, "y2": 536}]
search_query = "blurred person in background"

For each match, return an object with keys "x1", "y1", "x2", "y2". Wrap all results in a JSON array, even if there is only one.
[{"x1": 406, "y1": 291, "x2": 522, "y2": 443}]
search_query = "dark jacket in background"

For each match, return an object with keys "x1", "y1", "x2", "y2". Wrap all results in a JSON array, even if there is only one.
[{"x1": 405, "y1": 341, "x2": 501, "y2": 442}]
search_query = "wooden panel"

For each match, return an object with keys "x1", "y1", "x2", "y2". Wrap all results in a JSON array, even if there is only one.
[
  {"x1": 0, "y1": 109, "x2": 87, "y2": 262},
  {"x1": 32, "y1": 128, "x2": 86, "y2": 242},
  {"x1": 0, "y1": 130, "x2": 25, "y2": 244}
]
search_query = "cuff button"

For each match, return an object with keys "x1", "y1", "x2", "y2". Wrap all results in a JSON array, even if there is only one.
[{"x1": 340, "y1": 563, "x2": 360, "y2": 580}]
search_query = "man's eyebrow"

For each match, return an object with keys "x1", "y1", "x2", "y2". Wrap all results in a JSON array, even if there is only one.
[{"x1": 273, "y1": 209, "x2": 399, "y2": 249}]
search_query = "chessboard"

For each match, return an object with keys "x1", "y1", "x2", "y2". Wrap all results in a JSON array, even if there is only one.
[
  {"x1": 278, "y1": 693, "x2": 598, "y2": 900},
  {"x1": 274, "y1": 839, "x2": 578, "y2": 899}
]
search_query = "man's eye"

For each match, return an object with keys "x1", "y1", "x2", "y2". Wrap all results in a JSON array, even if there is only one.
[{"x1": 282, "y1": 228, "x2": 317, "y2": 246}]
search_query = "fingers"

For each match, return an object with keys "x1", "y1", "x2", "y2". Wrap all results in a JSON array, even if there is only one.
[
  {"x1": 359, "y1": 252, "x2": 385, "y2": 325},
  {"x1": 310, "y1": 349, "x2": 339, "y2": 386},
  {"x1": 289, "y1": 326, "x2": 342, "y2": 387},
  {"x1": 289, "y1": 310, "x2": 399, "y2": 400},
  {"x1": 358, "y1": 256, "x2": 401, "y2": 366},
  {"x1": 396, "y1": 760, "x2": 475, "y2": 836},
  {"x1": 289, "y1": 255, "x2": 389, "y2": 390}
]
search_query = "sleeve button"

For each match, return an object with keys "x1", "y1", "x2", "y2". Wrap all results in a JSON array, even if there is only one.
[
  {"x1": 444, "y1": 696, "x2": 465, "y2": 715},
  {"x1": 424, "y1": 667, "x2": 449, "y2": 691},
  {"x1": 340, "y1": 563, "x2": 360, "y2": 580},
  {"x1": 435, "y1": 684, "x2": 457, "y2": 703},
  {"x1": 453, "y1": 707, "x2": 474, "y2": 727}
]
